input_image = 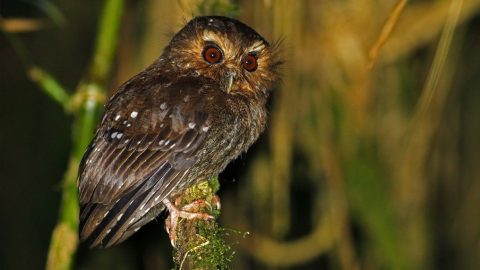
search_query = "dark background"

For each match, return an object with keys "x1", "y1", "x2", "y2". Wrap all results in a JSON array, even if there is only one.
[{"x1": 1, "y1": 0, "x2": 480, "y2": 269}]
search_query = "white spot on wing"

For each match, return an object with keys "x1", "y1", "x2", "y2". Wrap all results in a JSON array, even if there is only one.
[
  {"x1": 130, "y1": 111, "x2": 138, "y2": 118},
  {"x1": 188, "y1": 122, "x2": 196, "y2": 129},
  {"x1": 116, "y1": 133, "x2": 123, "y2": 139},
  {"x1": 111, "y1": 132, "x2": 118, "y2": 139},
  {"x1": 114, "y1": 114, "x2": 121, "y2": 121},
  {"x1": 160, "y1": 102, "x2": 167, "y2": 110},
  {"x1": 202, "y1": 126, "x2": 210, "y2": 132}
]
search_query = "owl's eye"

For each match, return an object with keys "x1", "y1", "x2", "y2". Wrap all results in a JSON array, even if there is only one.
[
  {"x1": 242, "y1": 54, "x2": 258, "y2": 72},
  {"x1": 202, "y1": 46, "x2": 223, "y2": 64}
]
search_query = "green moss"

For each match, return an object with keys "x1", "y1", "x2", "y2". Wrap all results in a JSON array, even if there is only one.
[
  {"x1": 172, "y1": 179, "x2": 236, "y2": 269},
  {"x1": 208, "y1": 176, "x2": 221, "y2": 194},
  {"x1": 173, "y1": 221, "x2": 234, "y2": 270}
]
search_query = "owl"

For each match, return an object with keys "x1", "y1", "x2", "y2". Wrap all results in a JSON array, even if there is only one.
[{"x1": 77, "y1": 16, "x2": 281, "y2": 248}]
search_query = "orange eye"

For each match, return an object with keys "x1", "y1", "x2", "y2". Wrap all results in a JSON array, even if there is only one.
[
  {"x1": 202, "y1": 46, "x2": 223, "y2": 64},
  {"x1": 242, "y1": 54, "x2": 258, "y2": 72}
]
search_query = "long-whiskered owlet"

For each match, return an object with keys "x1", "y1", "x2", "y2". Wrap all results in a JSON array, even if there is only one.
[{"x1": 78, "y1": 16, "x2": 281, "y2": 248}]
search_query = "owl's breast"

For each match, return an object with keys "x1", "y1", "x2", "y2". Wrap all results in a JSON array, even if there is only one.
[{"x1": 186, "y1": 92, "x2": 267, "y2": 180}]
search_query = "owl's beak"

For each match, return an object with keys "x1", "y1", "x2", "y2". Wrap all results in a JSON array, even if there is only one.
[{"x1": 225, "y1": 71, "x2": 236, "y2": 94}]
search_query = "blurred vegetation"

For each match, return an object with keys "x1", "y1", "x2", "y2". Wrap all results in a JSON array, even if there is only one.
[{"x1": 1, "y1": 0, "x2": 480, "y2": 269}]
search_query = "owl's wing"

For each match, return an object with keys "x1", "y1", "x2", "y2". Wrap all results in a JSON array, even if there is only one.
[{"x1": 78, "y1": 80, "x2": 213, "y2": 247}]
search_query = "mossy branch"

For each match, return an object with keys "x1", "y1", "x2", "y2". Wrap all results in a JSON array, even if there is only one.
[{"x1": 172, "y1": 177, "x2": 235, "y2": 270}]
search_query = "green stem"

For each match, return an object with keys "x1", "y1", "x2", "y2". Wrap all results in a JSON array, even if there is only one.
[
  {"x1": 3, "y1": 33, "x2": 71, "y2": 110},
  {"x1": 88, "y1": 0, "x2": 124, "y2": 85},
  {"x1": 45, "y1": 1, "x2": 124, "y2": 269},
  {"x1": 28, "y1": 66, "x2": 71, "y2": 111}
]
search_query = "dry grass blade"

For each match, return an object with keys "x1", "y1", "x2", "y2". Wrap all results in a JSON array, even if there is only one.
[
  {"x1": 381, "y1": 0, "x2": 480, "y2": 64},
  {"x1": 393, "y1": 1, "x2": 464, "y2": 267},
  {"x1": 241, "y1": 216, "x2": 335, "y2": 267},
  {"x1": 415, "y1": 0, "x2": 463, "y2": 120},
  {"x1": 0, "y1": 18, "x2": 47, "y2": 32},
  {"x1": 368, "y1": 0, "x2": 409, "y2": 68}
]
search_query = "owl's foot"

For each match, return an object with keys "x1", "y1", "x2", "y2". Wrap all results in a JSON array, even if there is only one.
[
  {"x1": 180, "y1": 195, "x2": 221, "y2": 212},
  {"x1": 163, "y1": 198, "x2": 214, "y2": 246}
]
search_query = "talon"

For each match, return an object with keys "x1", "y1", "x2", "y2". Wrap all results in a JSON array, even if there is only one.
[
  {"x1": 211, "y1": 195, "x2": 221, "y2": 210},
  {"x1": 181, "y1": 199, "x2": 208, "y2": 212},
  {"x1": 163, "y1": 198, "x2": 214, "y2": 246},
  {"x1": 174, "y1": 196, "x2": 183, "y2": 206},
  {"x1": 165, "y1": 216, "x2": 170, "y2": 233}
]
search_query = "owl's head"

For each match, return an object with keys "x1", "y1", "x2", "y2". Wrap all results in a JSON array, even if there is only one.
[{"x1": 162, "y1": 16, "x2": 281, "y2": 97}]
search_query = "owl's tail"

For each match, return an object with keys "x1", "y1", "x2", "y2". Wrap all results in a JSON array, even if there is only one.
[{"x1": 79, "y1": 182, "x2": 162, "y2": 248}]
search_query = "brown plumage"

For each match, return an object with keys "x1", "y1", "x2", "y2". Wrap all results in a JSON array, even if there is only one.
[{"x1": 77, "y1": 16, "x2": 281, "y2": 248}]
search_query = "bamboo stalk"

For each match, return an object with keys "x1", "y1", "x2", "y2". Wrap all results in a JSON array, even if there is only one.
[{"x1": 44, "y1": 1, "x2": 125, "y2": 269}]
